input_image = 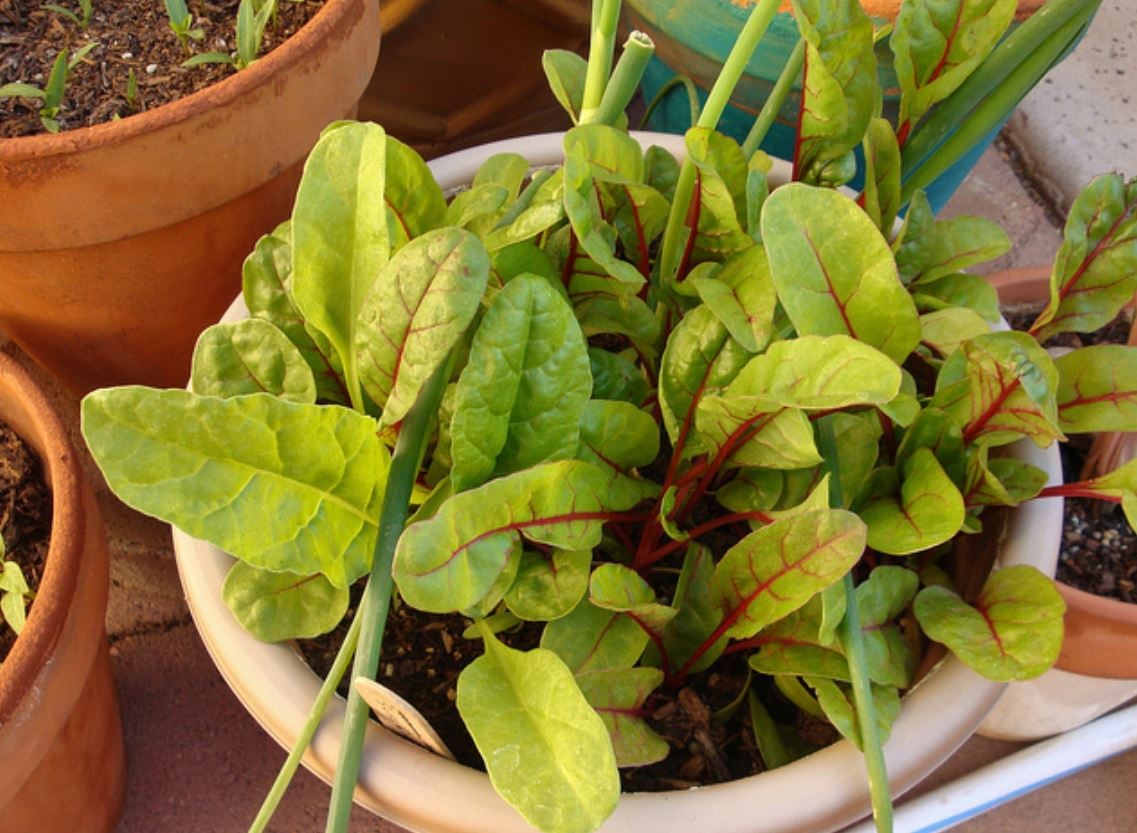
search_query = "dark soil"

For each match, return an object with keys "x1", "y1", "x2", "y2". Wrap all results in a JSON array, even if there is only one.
[
  {"x1": 0, "y1": 0, "x2": 325, "y2": 138},
  {"x1": 1005, "y1": 301, "x2": 1137, "y2": 604},
  {"x1": 0, "y1": 418, "x2": 53, "y2": 663}
]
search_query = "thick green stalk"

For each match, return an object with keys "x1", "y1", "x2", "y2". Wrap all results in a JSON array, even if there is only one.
[
  {"x1": 324, "y1": 361, "x2": 452, "y2": 833},
  {"x1": 658, "y1": 0, "x2": 781, "y2": 284},
  {"x1": 248, "y1": 612, "x2": 362, "y2": 833},
  {"x1": 593, "y1": 31, "x2": 656, "y2": 127},
  {"x1": 741, "y1": 37, "x2": 804, "y2": 159},
  {"x1": 579, "y1": 0, "x2": 623, "y2": 123},
  {"x1": 818, "y1": 419, "x2": 893, "y2": 833},
  {"x1": 638, "y1": 74, "x2": 701, "y2": 130},
  {"x1": 900, "y1": 0, "x2": 1100, "y2": 198}
]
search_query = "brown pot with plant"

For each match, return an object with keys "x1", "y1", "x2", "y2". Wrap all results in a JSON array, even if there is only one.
[
  {"x1": 0, "y1": 0, "x2": 381, "y2": 395},
  {"x1": 0, "y1": 352, "x2": 123, "y2": 833}
]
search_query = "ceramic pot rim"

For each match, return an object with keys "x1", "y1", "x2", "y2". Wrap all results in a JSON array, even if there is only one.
[
  {"x1": 0, "y1": 354, "x2": 84, "y2": 723},
  {"x1": 0, "y1": 0, "x2": 359, "y2": 162}
]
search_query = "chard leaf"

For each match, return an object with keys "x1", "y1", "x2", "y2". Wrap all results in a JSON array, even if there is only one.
[
  {"x1": 749, "y1": 601, "x2": 850, "y2": 681},
  {"x1": 505, "y1": 549, "x2": 592, "y2": 622},
  {"x1": 964, "y1": 452, "x2": 1048, "y2": 508},
  {"x1": 895, "y1": 192, "x2": 1011, "y2": 285},
  {"x1": 542, "y1": 598, "x2": 650, "y2": 674},
  {"x1": 662, "y1": 544, "x2": 724, "y2": 674},
  {"x1": 1068, "y1": 459, "x2": 1137, "y2": 524},
  {"x1": 82, "y1": 389, "x2": 387, "y2": 587},
  {"x1": 861, "y1": 447, "x2": 965, "y2": 555},
  {"x1": 445, "y1": 183, "x2": 508, "y2": 229},
  {"x1": 574, "y1": 294, "x2": 661, "y2": 355},
  {"x1": 791, "y1": 0, "x2": 877, "y2": 186},
  {"x1": 748, "y1": 690, "x2": 811, "y2": 769},
  {"x1": 808, "y1": 677, "x2": 900, "y2": 749},
  {"x1": 543, "y1": 49, "x2": 588, "y2": 123},
  {"x1": 355, "y1": 227, "x2": 489, "y2": 430},
  {"x1": 190, "y1": 319, "x2": 316, "y2": 402},
  {"x1": 695, "y1": 402, "x2": 819, "y2": 470},
  {"x1": 222, "y1": 562, "x2": 348, "y2": 641},
  {"x1": 494, "y1": 241, "x2": 557, "y2": 284},
  {"x1": 242, "y1": 228, "x2": 350, "y2": 404},
  {"x1": 291, "y1": 122, "x2": 388, "y2": 403},
  {"x1": 688, "y1": 246, "x2": 777, "y2": 354},
  {"x1": 679, "y1": 128, "x2": 753, "y2": 270},
  {"x1": 658, "y1": 305, "x2": 753, "y2": 451},
  {"x1": 914, "y1": 564, "x2": 1065, "y2": 681},
  {"x1": 474, "y1": 153, "x2": 530, "y2": 196},
  {"x1": 577, "y1": 400, "x2": 660, "y2": 473},
  {"x1": 564, "y1": 123, "x2": 645, "y2": 184},
  {"x1": 762, "y1": 183, "x2": 921, "y2": 364},
  {"x1": 912, "y1": 272, "x2": 1001, "y2": 324},
  {"x1": 1032, "y1": 174, "x2": 1137, "y2": 341},
  {"x1": 713, "y1": 509, "x2": 867, "y2": 641},
  {"x1": 577, "y1": 668, "x2": 668, "y2": 767},
  {"x1": 855, "y1": 566, "x2": 919, "y2": 688},
  {"x1": 745, "y1": 151, "x2": 773, "y2": 243},
  {"x1": 589, "y1": 563, "x2": 678, "y2": 637},
  {"x1": 450, "y1": 275, "x2": 591, "y2": 492},
  {"x1": 483, "y1": 172, "x2": 566, "y2": 252},
  {"x1": 609, "y1": 181, "x2": 671, "y2": 274},
  {"x1": 588, "y1": 348, "x2": 649, "y2": 405},
  {"x1": 457, "y1": 634, "x2": 619, "y2": 833},
  {"x1": 1056, "y1": 345, "x2": 1137, "y2": 434},
  {"x1": 891, "y1": 0, "x2": 1016, "y2": 130},
  {"x1": 895, "y1": 407, "x2": 966, "y2": 487},
  {"x1": 644, "y1": 143, "x2": 680, "y2": 202},
  {"x1": 934, "y1": 331, "x2": 1062, "y2": 448},
  {"x1": 919, "y1": 308, "x2": 992, "y2": 358},
  {"x1": 393, "y1": 461, "x2": 643, "y2": 613},
  {"x1": 384, "y1": 136, "x2": 446, "y2": 250},
  {"x1": 862, "y1": 117, "x2": 901, "y2": 236}
]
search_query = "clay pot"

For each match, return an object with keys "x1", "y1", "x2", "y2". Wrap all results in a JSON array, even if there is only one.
[
  {"x1": 978, "y1": 266, "x2": 1137, "y2": 741},
  {"x1": 0, "y1": 353, "x2": 123, "y2": 833},
  {"x1": 0, "y1": 0, "x2": 382, "y2": 395}
]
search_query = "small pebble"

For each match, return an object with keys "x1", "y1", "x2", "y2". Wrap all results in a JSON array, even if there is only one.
[
  {"x1": 145, "y1": 63, "x2": 158, "y2": 74},
  {"x1": 121, "y1": 52, "x2": 133, "y2": 60}
]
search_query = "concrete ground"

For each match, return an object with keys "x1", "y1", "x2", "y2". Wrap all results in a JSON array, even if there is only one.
[{"x1": 4, "y1": 2, "x2": 1136, "y2": 831}]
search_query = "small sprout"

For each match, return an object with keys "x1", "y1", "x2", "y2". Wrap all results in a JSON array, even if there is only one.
[
  {"x1": 68, "y1": 41, "x2": 99, "y2": 70},
  {"x1": 165, "y1": 0, "x2": 206, "y2": 53},
  {"x1": 124, "y1": 67, "x2": 138, "y2": 112},
  {"x1": 42, "y1": 0, "x2": 93, "y2": 29},
  {"x1": 0, "y1": 48, "x2": 73, "y2": 133},
  {"x1": 182, "y1": 0, "x2": 276, "y2": 71},
  {"x1": 0, "y1": 543, "x2": 34, "y2": 636}
]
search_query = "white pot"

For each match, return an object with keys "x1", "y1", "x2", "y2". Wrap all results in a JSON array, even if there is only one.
[{"x1": 174, "y1": 132, "x2": 1065, "y2": 833}]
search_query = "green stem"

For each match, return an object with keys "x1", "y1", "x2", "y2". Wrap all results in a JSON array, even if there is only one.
[
  {"x1": 900, "y1": 0, "x2": 1100, "y2": 201},
  {"x1": 593, "y1": 31, "x2": 656, "y2": 127},
  {"x1": 817, "y1": 418, "x2": 893, "y2": 833},
  {"x1": 638, "y1": 74, "x2": 701, "y2": 130},
  {"x1": 658, "y1": 0, "x2": 781, "y2": 284},
  {"x1": 248, "y1": 613, "x2": 362, "y2": 833},
  {"x1": 741, "y1": 37, "x2": 804, "y2": 159},
  {"x1": 579, "y1": 0, "x2": 623, "y2": 123},
  {"x1": 324, "y1": 361, "x2": 452, "y2": 833}
]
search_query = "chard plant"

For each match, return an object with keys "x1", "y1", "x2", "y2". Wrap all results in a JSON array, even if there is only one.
[
  {"x1": 0, "y1": 542, "x2": 34, "y2": 636},
  {"x1": 0, "y1": 43, "x2": 95, "y2": 133},
  {"x1": 165, "y1": 0, "x2": 206, "y2": 52},
  {"x1": 182, "y1": 0, "x2": 277, "y2": 71},
  {"x1": 81, "y1": 1, "x2": 1134, "y2": 833}
]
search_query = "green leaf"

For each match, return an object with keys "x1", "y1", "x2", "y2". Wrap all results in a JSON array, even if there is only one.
[
  {"x1": 82, "y1": 388, "x2": 388, "y2": 587},
  {"x1": 354, "y1": 227, "x2": 489, "y2": 429},
  {"x1": 242, "y1": 227, "x2": 350, "y2": 405},
  {"x1": 182, "y1": 51, "x2": 234, "y2": 67},
  {"x1": 964, "y1": 451, "x2": 1047, "y2": 508},
  {"x1": 919, "y1": 308, "x2": 992, "y2": 358},
  {"x1": 662, "y1": 544, "x2": 724, "y2": 674},
  {"x1": 713, "y1": 509, "x2": 867, "y2": 641},
  {"x1": 856, "y1": 566, "x2": 919, "y2": 688},
  {"x1": 762, "y1": 183, "x2": 921, "y2": 364},
  {"x1": 450, "y1": 275, "x2": 591, "y2": 492},
  {"x1": 0, "y1": 561, "x2": 30, "y2": 634},
  {"x1": 543, "y1": 49, "x2": 589, "y2": 124},
  {"x1": 0, "y1": 83, "x2": 45, "y2": 99},
  {"x1": 41, "y1": 48, "x2": 69, "y2": 112},
  {"x1": 384, "y1": 136, "x2": 447, "y2": 250},
  {"x1": 588, "y1": 348, "x2": 649, "y2": 405},
  {"x1": 658, "y1": 305, "x2": 753, "y2": 450},
  {"x1": 457, "y1": 633, "x2": 619, "y2": 833},
  {"x1": 861, "y1": 447, "x2": 965, "y2": 555},
  {"x1": 912, "y1": 272, "x2": 1001, "y2": 323},
  {"x1": 891, "y1": 0, "x2": 1016, "y2": 130},
  {"x1": 190, "y1": 319, "x2": 316, "y2": 402},
  {"x1": 679, "y1": 128, "x2": 753, "y2": 270},
  {"x1": 748, "y1": 690, "x2": 810, "y2": 769},
  {"x1": 1032, "y1": 174, "x2": 1137, "y2": 341},
  {"x1": 504, "y1": 549, "x2": 591, "y2": 622},
  {"x1": 895, "y1": 407, "x2": 967, "y2": 487},
  {"x1": 808, "y1": 677, "x2": 900, "y2": 750},
  {"x1": 563, "y1": 151, "x2": 646, "y2": 287},
  {"x1": 222, "y1": 562, "x2": 348, "y2": 641},
  {"x1": 1056, "y1": 345, "x2": 1137, "y2": 434},
  {"x1": 541, "y1": 598, "x2": 650, "y2": 674},
  {"x1": 688, "y1": 247, "x2": 777, "y2": 354},
  {"x1": 914, "y1": 564, "x2": 1065, "y2": 681},
  {"x1": 577, "y1": 399, "x2": 660, "y2": 474},
  {"x1": 608, "y1": 181, "x2": 671, "y2": 270},
  {"x1": 393, "y1": 461, "x2": 643, "y2": 613},
  {"x1": 291, "y1": 122, "x2": 388, "y2": 405},
  {"x1": 862, "y1": 117, "x2": 901, "y2": 236},
  {"x1": 695, "y1": 401, "x2": 819, "y2": 470},
  {"x1": 577, "y1": 668, "x2": 668, "y2": 767},
  {"x1": 748, "y1": 601, "x2": 851, "y2": 681},
  {"x1": 745, "y1": 151, "x2": 773, "y2": 243},
  {"x1": 589, "y1": 563, "x2": 678, "y2": 636},
  {"x1": 446, "y1": 183, "x2": 508, "y2": 229},
  {"x1": 895, "y1": 192, "x2": 1011, "y2": 285},
  {"x1": 791, "y1": 0, "x2": 877, "y2": 186}
]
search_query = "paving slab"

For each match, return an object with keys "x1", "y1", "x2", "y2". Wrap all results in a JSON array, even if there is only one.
[{"x1": 1003, "y1": 0, "x2": 1137, "y2": 214}]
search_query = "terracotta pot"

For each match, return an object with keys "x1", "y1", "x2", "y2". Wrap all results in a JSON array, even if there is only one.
[
  {"x1": 978, "y1": 266, "x2": 1137, "y2": 741},
  {"x1": 0, "y1": 353, "x2": 122, "y2": 833},
  {"x1": 0, "y1": 0, "x2": 382, "y2": 395},
  {"x1": 173, "y1": 133, "x2": 1064, "y2": 833}
]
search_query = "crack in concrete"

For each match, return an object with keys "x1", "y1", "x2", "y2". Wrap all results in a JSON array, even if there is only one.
[
  {"x1": 108, "y1": 614, "x2": 194, "y2": 645},
  {"x1": 996, "y1": 131, "x2": 1068, "y2": 230}
]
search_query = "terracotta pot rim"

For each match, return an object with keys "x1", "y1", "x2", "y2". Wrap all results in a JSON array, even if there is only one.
[
  {"x1": 0, "y1": 0, "x2": 357, "y2": 162},
  {"x1": 1057, "y1": 580, "x2": 1137, "y2": 624},
  {"x1": 0, "y1": 354, "x2": 84, "y2": 723},
  {"x1": 750, "y1": 0, "x2": 1048, "y2": 18}
]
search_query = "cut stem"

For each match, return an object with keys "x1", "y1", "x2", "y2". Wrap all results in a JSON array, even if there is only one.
[
  {"x1": 741, "y1": 37, "x2": 805, "y2": 158},
  {"x1": 579, "y1": 0, "x2": 623, "y2": 123},
  {"x1": 594, "y1": 31, "x2": 656, "y2": 127}
]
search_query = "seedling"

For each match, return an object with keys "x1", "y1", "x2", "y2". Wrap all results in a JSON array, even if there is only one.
[
  {"x1": 165, "y1": 0, "x2": 205, "y2": 52},
  {"x1": 183, "y1": 0, "x2": 276, "y2": 71},
  {"x1": 42, "y1": 0, "x2": 93, "y2": 29},
  {"x1": 0, "y1": 48, "x2": 72, "y2": 133},
  {"x1": 0, "y1": 542, "x2": 34, "y2": 636}
]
